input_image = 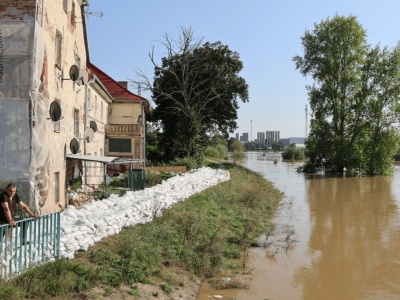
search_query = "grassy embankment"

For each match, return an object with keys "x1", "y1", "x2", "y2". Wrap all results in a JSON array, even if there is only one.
[{"x1": 0, "y1": 163, "x2": 282, "y2": 299}]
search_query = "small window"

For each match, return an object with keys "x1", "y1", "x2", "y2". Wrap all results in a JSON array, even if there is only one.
[
  {"x1": 74, "y1": 109, "x2": 79, "y2": 137},
  {"x1": 55, "y1": 31, "x2": 62, "y2": 68},
  {"x1": 94, "y1": 95, "x2": 98, "y2": 118},
  {"x1": 63, "y1": 0, "x2": 68, "y2": 13},
  {"x1": 100, "y1": 102, "x2": 104, "y2": 121},
  {"x1": 71, "y1": 2, "x2": 76, "y2": 27}
]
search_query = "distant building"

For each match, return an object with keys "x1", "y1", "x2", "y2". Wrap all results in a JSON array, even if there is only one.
[
  {"x1": 279, "y1": 137, "x2": 306, "y2": 148},
  {"x1": 257, "y1": 132, "x2": 265, "y2": 144},
  {"x1": 265, "y1": 131, "x2": 280, "y2": 148},
  {"x1": 235, "y1": 133, "x2": 239, "y2": 140},
  {"x1": 240, "y1": 133, "x2": 249, "y2": 142}
]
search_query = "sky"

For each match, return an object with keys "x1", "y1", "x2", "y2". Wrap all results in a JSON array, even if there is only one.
[{"x1": 85, "y1": 0, "x2": 400, "y2": 139}]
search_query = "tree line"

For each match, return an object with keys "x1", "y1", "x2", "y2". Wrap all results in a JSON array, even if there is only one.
[{"x1": 137, "y1": 19, "x2": 400, "y2": 175}]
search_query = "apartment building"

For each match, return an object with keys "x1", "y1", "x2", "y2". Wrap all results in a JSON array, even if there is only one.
[{"x1": 0, "y1": 0, "x2": 148, "y2": 212}]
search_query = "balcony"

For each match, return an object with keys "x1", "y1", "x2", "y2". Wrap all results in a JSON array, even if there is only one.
[{"x1": 105, "y1": 124, "x2": 143, "y2": 136}]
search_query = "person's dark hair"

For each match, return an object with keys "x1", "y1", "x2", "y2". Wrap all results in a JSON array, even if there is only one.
[{"x1": 6, "y1": 183, "x2": 16, "y2": 188}]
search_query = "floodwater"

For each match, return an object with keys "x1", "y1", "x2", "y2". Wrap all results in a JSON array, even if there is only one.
[{"x1": 197, "y1": 152, "x2": 400, "y2": 300}]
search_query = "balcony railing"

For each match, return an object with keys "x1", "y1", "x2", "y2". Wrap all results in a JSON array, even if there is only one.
[
  {"x1": 105, "y1": 124, "x2": 143, "y2": 136},
  {"x1": 0, "y1": 212, "x2": 60, "y2": 278}
]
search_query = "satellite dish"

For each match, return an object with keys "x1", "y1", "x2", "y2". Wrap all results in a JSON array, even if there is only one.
[
  {"x1": 70, "y1": 138, "x2": 80, "y2": 154},
  {"x1": 69, "y1": 65, "x2": 80, "y2": 81},
  {"x1": 80, "y1": 68, "x2": 89, "y2": 84},
  {"x1": 89, "y1": 120, "x2": 97, "y2": 132},
  {"x1": 83, "y1": 128, "x2": 95, "y2": 143},
  {"x1": 49, "y1": 101, "x2": 62, "y2": 121}
]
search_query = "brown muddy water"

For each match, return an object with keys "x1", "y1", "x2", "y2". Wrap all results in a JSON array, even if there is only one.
[{"x1": 198, "y1": 152, "x2": 400, "y2": 300}]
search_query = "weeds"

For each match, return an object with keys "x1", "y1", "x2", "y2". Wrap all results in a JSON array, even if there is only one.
[
  {"x1": 160, "y1": 283, "x2": 172, "y2": 294},
  {"x1": 146, "y1": 170, "x2": 176, "y2": 186}
]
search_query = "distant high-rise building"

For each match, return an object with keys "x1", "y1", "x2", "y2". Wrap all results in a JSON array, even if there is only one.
[
  {"x1": 235, "y1": 133, "x2": 239, "y2": 140},
  {"x1": 279, "y1": 137, "x2": 306, "y2": 148},
  {"x1": 265, "y1": 131, "x2": 280, "y2": 148},
  {"x1": 257, "y1": 132, "x2": 265, "y2": 144},
  {"x1": 240, "y1": 132, "x2": 249, "y2": 142}
]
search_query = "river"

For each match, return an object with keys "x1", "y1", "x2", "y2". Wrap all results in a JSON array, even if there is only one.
[{"x1": 198, "y1": 152, "x2": 400, "y2": 300}]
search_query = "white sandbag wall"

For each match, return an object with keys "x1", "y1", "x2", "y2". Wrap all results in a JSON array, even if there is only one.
[{"x1": 60, "y1": 167, "x2": 230, "y2": 259}]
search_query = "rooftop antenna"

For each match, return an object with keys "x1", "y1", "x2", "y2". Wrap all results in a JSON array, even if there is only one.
[
  {"x1": 138, "y1": 83, "x2": 141, "y2": 96},
  {"x1": 84, "y1": 7, "x2": 103, "y2": 19},
  {"x1": 251, "y1": 119, "x2": 252, "y2": 142}
]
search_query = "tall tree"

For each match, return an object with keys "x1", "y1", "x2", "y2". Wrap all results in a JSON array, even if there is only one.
[
  {"x1": 136, "y1": 28, "x2": 249, "y2": 162},
  {"x1": 293, "y1": 14, "x2": 400, "y2": 175}
]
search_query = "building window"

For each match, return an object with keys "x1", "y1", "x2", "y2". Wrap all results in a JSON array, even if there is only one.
[
  {"x1": 100, "y1": 101, "x2": 103, "y2": 122},
  {"x1": 74, "y1": 109, "x2": 79, "y2": 137},
  {"x1": 63, "y1": 0, "x2": 68, "y2": 13},
  {"x1": 94, "y1": 95, "x2": 98, "y2": 118},
  {"x1": 71, "y1": 2, "x2": 76, "y2": 27},
  {"x1": 54, "y1": 172, "x2": 60, "y2": 204},
  {"x1": 55, "y1": 31, "x2": 62, "y2": 69},
  {"x1": 109, "y1": 138, "x2": 131, "y2": 152}
]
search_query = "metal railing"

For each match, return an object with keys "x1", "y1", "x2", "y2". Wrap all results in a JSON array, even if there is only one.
[
  {"x1": 105, "y1": 124, "x2": 143, "y2": 135},
  {"x1": 0, "y1": 212, "x2": 60, "y2": 278}
]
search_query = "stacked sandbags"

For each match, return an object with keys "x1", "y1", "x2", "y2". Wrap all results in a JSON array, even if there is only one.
[{"x1": 60, "y1": 167, "x2": 230, "y2": 259}]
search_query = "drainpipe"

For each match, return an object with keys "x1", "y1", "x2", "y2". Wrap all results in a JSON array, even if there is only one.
[
  {"x1": 142, "y1": 101, "x2": 146, "y2": 186},
  {"x1": 142, "y1": 102, "x2": 146, "y2": 167},
  {"x1": 84, "y1": 78, "x2": 88, "y2": 186},
  {"x1": 84, "y1": 75, "x2": 95, "y2": 186}
]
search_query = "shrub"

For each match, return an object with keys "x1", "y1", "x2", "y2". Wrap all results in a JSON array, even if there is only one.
[
  {"x1": 70, "y1": 177, "x2": 82, "y2": 192},
  {"x1": 205, "y1": 145, "x2": 228, "y2": 159},
  {"x1": 172, "y1": 157, "x2": 197, "y2": 170},
  {"x1": 215, "y1": 144, "x2": 228, "y2": 158},
  {"x1": 204, "y1": 146, "x2": 220, "y2": 158},
  {"x1": 281, "y1": 145, "x2": 305, "y2": 161},
  {"x1": 146, "y1": 170, "x2": 175, "y2": 187},
  {"x1": 231, "y1": 151, "x2": 245, "y2": 163}
]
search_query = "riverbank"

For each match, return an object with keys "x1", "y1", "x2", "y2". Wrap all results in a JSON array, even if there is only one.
[{"x1": 0, "y1": 163, "x2": 282, "y2": 299}]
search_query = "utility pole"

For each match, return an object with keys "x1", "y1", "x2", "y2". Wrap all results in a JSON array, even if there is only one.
[{"x1": 250, "y1": 119, "x2": 252, "y2": 142}]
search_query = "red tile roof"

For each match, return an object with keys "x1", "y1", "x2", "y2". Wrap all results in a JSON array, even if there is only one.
[{"x1": 87, "y1": 62, "x2": 147, "y2": 102}]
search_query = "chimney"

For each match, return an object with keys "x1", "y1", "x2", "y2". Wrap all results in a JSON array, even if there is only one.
[{"x1": 118, "y1": 81, "x2": 128, "y2": 89}]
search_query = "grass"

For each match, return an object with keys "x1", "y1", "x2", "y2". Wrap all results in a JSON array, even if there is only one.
[{"x1": 0, "y1": 163, "x2": 282, "y2": 299}]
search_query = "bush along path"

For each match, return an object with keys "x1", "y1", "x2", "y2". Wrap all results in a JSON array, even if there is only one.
[{"x1": 0, "y1": 163, "x2": 282, "y2": 300}]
